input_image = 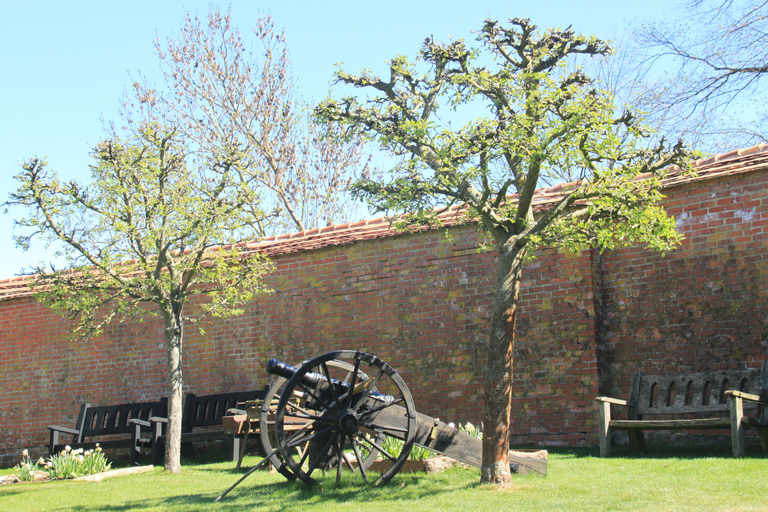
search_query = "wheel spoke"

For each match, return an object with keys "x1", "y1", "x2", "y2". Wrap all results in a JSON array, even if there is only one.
[
  {"x1": 284, "y1": 399, "x2": 320, "y2": 418},
  {"x1": 352, "y1": 370, "x2": 385, "y2": 412},
  {"x1": 297, "y1": 381, "x2": 334, "y2": 413},
  {"x1": 286, "y1": 425, "x2": 333, "y2": 450},
  {"x1": 336, "y1": 436, "x2": 344, "y2": 484},
  {"x1": 357, "y1": 434, "x2": 397, "y2": 462},
  {"x1": 359, "y1": 421, "x2": 409, "y2": 434},
  {"x1": 321, "y1": 362, "x2": 343, "y2": 410},
  {"x1": 350, "y1": 434, "x2": 368, "y2": 482},
  {"x1": 359, "y1": 396, "x2": 404, "y2": 417},
  {"x1": 345, "y1": 359, "x2": 361, "y2": 408}
]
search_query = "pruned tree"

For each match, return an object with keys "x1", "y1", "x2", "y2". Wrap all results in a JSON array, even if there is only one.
[
  {"x1": 138, "y1": 7, "x2": 368, "y2": 236},
  {"x1": 6, "y1": 120, "x2": 272, "y2": 473},
  {"x1": 317, "y1": 18, "x2": 692, "y2": 485},
  {"x1": 620, "y1": 0, "x2": 768, "y2": 153}
]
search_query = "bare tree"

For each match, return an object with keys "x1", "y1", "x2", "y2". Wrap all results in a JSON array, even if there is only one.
[
  {"x1": 612, "y1": 0, "x2": 768, "y2": 153},
  {"x1": 137, "y1": 7, "x2": 368, "y2": 236}
]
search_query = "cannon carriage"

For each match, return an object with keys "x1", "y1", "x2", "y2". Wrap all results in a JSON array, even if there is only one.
[{"x1": 217, "y1": 349, "x2": 545, "y2": 501}]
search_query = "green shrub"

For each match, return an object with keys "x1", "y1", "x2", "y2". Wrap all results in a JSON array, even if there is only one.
[{"x1": 45, "y1": 445, "x2": 111, "y2": 479}]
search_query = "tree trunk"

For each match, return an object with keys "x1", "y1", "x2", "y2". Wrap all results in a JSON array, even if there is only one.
[
  {"x1": 481, "y1": 242, "x2": 526, "y2": 485},
  {"x1": 162, "y1": 306, "x2": 184, "y2": 473}
]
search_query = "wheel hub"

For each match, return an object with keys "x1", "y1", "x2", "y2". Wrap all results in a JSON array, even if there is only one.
[{"x1": 334, "y1": 409, "x2": 360, "y2": 434}]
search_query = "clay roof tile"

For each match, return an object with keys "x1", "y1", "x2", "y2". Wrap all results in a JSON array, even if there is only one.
[{"x1": 2, "y1": 144, "x2": 768, "y2": 302}]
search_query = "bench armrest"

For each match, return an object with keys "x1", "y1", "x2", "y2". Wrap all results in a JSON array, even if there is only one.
[
  {"x1": 595, "y1": 396, "x2": 628, "y2": 407},
  {"x1": 128, "y1": 418, "x2": 152, "y2": 428},
  {"x1": 725, "y1": 390, "x2": 765, "y2": 403},
  {"x1": 149, "y1": 416, "x2": 168, "y2": 424},
  {"x1": 47, "y1": 425, "x2": 80, "y2": 435}
]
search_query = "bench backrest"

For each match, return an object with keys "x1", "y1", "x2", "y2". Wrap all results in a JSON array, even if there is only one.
[
  {"x1": 79, "y1": 398, "x2": 168, "y2": 440},
  {"x1": 182, "y1": 386, "x2": 269, "y2": 430},
  {"x1": 630, "y1": 362, "x2": 767, "y2": 416}
]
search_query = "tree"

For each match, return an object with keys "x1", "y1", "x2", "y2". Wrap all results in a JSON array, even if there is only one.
[
  {"x1": 620, "y1": 0, "x2": 768, "y2": 153},
  {"x1": 139, "y1": 8, "x2": 368, "y2": 236},
  {"x1": 4, "y1": 7, "x2": 366, "y2": 473},
  {"x1": 6, "y1": 122, "x2": 271, "y2": 473},
  {"x1": 317, "y1": 18, "x2": 692, "y2": 485}
]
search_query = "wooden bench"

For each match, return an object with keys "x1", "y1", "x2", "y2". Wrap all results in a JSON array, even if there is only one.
[
  {"x1": 151, "y1": 387, "x2": 269, "y2": 464},
  {"x1": 595, "y1": 363, "x2": 767, "y2": 457},
  {"x1": 48, "y1": 398, "x2": 167, "y2": 466}
]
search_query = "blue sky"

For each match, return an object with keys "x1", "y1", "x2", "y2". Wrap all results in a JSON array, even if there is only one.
[{"x1": 1, "y1": 0, "x2": 679, "y2": 277}]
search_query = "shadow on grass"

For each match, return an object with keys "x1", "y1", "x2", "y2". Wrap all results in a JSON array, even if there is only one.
[
  {"x1": 548, "y1": 443, "x2": 768, "y2": 459},
  {"x1": 12, "y1": 471, "x2": 481, "y2": 512}
]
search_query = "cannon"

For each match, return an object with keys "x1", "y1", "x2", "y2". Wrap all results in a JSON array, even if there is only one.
[{"x1": 216, "y1": 350, "x2": 545, "y2": 501}]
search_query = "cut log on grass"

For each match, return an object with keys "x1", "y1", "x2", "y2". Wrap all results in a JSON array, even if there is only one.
[{"x1": 75, "y1": 465, "x2": 154, "y2": 482}]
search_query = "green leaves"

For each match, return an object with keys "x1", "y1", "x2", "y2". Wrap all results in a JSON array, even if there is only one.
[
  {"x1": 7, "y1": 122, "x2": 272, "y2": 338},
  {"x1": 318, "y1": 18, "x2": 692, "y2": 255}
]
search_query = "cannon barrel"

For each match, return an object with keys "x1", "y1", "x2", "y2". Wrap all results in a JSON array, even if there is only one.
[
  {"x1": 267, "y1": 358, "x2": 323, "y2": 386},
  {"x1": 266, "y1": 358, "x2": 392, "y2": 402}
]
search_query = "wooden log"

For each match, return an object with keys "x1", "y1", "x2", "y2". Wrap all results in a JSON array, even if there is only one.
[{"x1": 74, "y1": 465, "x2": 154, "y2": 482}]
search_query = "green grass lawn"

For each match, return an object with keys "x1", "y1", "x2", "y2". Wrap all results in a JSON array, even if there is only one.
[{"x1": 1, "y1": 446, "x2": 766, "y2": 511}]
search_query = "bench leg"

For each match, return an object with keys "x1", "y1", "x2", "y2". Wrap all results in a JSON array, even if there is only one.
[
  {"x1": 758, "y1": 427, "x2": 768, "y2": 453},
  {"x1": 759, "y1": 404, "x2": 768, "y2": 453},
  {"x1": 152, "y1": 422, "x2": 165, "y2": 466},
  {"x1": 598, "y1": 401, "x2": 611, "y2": 457},
  {"x1": 131, "y1": 423, "x2": 142, "y2": 466},
  {"x1": 231, "y1": 436, "x2": 241, "y2": 463},
  {"x1": 627, "y1": 430, "x2": 646, "y2": 453},
  {"x1": 49, "y1": 430, "x2": 59, "y2": 456},
  {"x1": 729, "y1": 394, "x2": 745, "y2": 458}
]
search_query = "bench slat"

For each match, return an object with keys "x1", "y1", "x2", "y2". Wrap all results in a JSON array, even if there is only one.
[{"x1": 610, "y1": 418, "x2": 731, "y2": 430}]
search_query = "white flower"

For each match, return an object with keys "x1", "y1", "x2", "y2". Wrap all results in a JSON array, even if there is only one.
[
  {"x1": 38, "y1": 457, "x2": 45, "y2": 464},
  {"x1": 78, "y1": 455, "x2": 84, "y2": 462},
  {"x1": 448, "y1": 422, "x2": 455, "y2": 429},
  {"x1": 22, "y1": 449, "x2": 29, "y2": 457},
  {"x1": 465, "y1": 422, "x2": 474, "y2": 429},
  {"x1": 65, "y1": 445, "x2": 72, "y2": 452}
]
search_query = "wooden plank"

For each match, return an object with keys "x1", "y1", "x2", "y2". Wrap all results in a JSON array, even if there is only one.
[
  {"x1": 364, "y1": 403, "x2": 546, "y2": 475},
  {"x1": 595, "y1": 397, "x2": 627, "y2": 406},
  {"x1": 509, "y1": 451, "x2": 547, "y2": 476},
  {"x1": 610, "y1": 418, "x2": 730, "y2": 430},
  {"x1": 725, "y1": 390, "x2": 764, "y2": 402}
]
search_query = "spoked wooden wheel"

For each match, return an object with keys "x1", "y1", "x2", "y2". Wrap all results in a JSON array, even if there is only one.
[
  {"x1": 274, "y1": 350, "x2": 417, "y2": 486},
  {"x1": 260, "y1": 359, "x2": 383, "y2": 480}
]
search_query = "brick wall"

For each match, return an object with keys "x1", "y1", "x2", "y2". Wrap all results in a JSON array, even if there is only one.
[
  {"x1": 1, "y1": 169, "x2": 766, "y2": 466},
  {"x1": 601, "y1": 172, "x2": 768, "y2": 389}
]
